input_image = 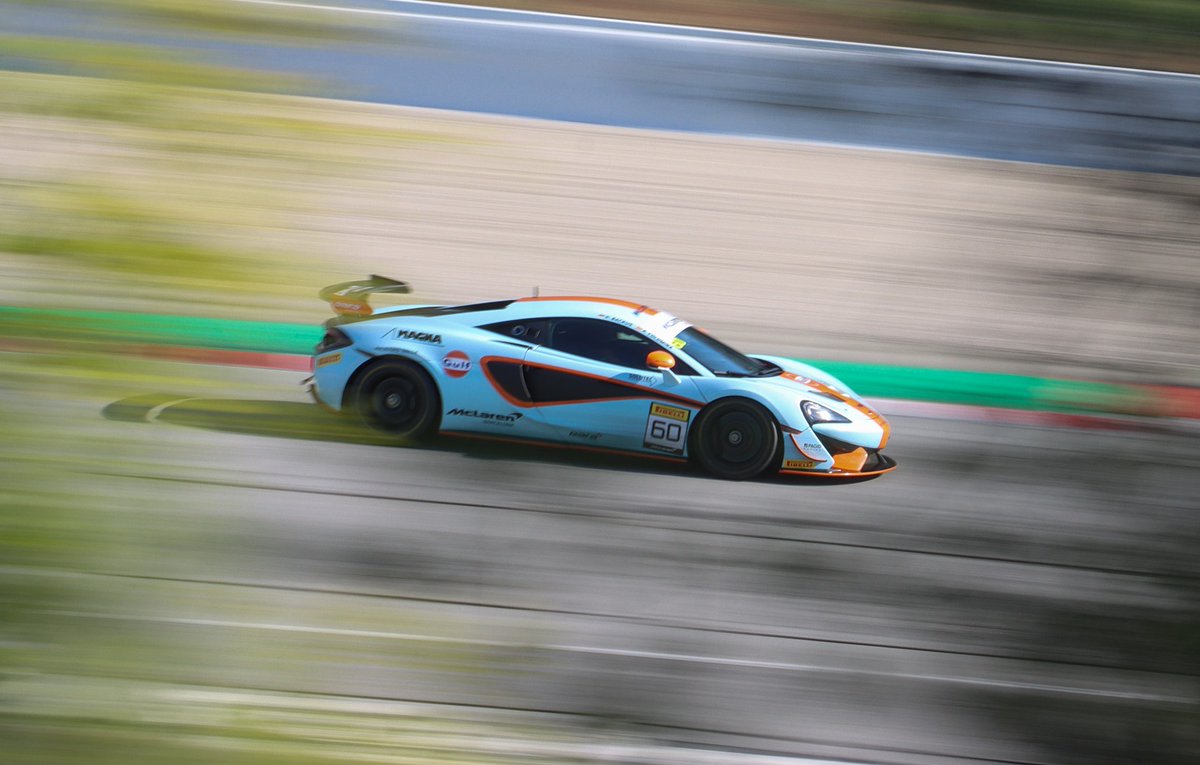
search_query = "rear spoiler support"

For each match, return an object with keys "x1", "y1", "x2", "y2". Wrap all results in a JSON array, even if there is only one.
[{"x1": 319, "y1": 275, "x2": 411, "y2": 315}]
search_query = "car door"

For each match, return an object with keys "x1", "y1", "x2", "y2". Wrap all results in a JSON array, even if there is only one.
[{"x1": 521, "y1": 318, "x2": 705, "y2": 454}]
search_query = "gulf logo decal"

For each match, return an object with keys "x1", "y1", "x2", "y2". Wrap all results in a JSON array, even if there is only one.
[{"x1": 442, "y1": 351, "x2": 471, "y2": 378}]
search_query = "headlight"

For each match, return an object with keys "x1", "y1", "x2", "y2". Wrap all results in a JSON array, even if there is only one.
[{"x1": 801, "y1": 400, "x2": 850, "y2": 424}]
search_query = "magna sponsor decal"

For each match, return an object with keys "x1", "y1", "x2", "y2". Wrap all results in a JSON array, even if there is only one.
[
  {"x1": 391, "y1": 328, "x2": 442, "y2": 345},
  {"x1": 446, "y1": 408, "x2": 523, "y2": 424},
  {"x1": 442, "y1": 351, "x2": 471, "y2": 378}
]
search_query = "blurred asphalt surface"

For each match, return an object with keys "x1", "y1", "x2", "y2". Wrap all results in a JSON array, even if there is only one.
[{"x1": 29, "y1": 367, "x2": 1195, "y2": 764}]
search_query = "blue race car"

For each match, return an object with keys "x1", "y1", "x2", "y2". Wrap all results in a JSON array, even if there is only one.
[{"x1": 309, "y1": 276, "x2": 895, "y2": 480}]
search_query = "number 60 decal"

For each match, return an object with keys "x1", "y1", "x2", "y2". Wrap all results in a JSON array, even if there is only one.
[{"x1": 643, "y1": 403, "x2": 691, "y2": 455}]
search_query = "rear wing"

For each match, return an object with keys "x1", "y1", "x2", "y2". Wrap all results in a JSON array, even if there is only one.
[{"x1": 319, "y1": 275, "x2": 411, "y2": 315}]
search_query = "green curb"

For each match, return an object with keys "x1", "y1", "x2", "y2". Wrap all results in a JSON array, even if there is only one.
[
  {"x1": 810, "y1": 360, "x2": 1148, "y2": 416},
  {"x1": 0, "y1": 306, "x2": 320, "y2": 355},
  {"x1": 0, "y1": 306, "x2": 1157, "y2": 416}
]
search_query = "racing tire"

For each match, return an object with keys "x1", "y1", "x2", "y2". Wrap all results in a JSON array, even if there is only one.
[
  {"x1": 689, "y1": 398, "x2": 781, "y2": 480},
  {"x1": 351, "y1": 359, "x2": 441, "y2": 442}
]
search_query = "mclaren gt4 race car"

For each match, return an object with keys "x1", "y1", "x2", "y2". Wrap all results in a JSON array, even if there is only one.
[{"x1": 309, "y1": 276, "x2": 895, "y2": 480}]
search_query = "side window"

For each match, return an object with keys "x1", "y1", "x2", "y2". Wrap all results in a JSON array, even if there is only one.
[
  {"x1": 550, "y1": 318, "x2": 696, "y2": 373},
  {"x1": 551, "y1": 318, "x2": 653, "y2": 368},
  {"x1": 480, "y1": 319, "x2": 551, "y2": 344}
]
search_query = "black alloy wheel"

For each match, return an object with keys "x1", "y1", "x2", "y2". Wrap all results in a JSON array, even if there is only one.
[
  {"x1": 689, "y1": 398, "x2": 781, "y2": 480},
  {"x1": 353, "y1": 360, "x2": 441, "y2": 442}
]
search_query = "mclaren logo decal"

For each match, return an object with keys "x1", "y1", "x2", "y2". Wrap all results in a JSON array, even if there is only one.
[{"x1": 446, "y1": 408, "x2": 523, "y2": 424}]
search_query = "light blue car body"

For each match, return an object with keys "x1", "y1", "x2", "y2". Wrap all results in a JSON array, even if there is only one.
[{"x1": 310, "y1": 293, "x2": 893, "y2": 476}]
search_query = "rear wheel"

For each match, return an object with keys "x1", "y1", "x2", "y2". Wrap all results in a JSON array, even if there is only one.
[
  {"x1": 352, "y1": 360, "x2": 441, "y2": 442},
  {"x1": 689, "y1": 398, "x2": 781, "y2": 480}
]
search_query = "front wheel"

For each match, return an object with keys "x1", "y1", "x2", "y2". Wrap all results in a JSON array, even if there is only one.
[
  {"x1": 352, "y1": 360, "x2": 441, "y2": 442},
  {"x1": 689, "y1": 398, "x2": 781, "y2": 480}
]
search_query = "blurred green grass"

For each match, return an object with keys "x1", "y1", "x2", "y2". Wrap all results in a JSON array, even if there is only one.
[
  {"x1": 0, "y1": 71, "x2": 446, "y2": 317},
  {"x1": 0, "y1": 4, "x2": 510, "y2": 760},
  {"x1": 0, "y1": 35, "x2": 310, "y2": 91},
  {"x1": 4, "y1": 0, "x2": 396, "y2": 45}
]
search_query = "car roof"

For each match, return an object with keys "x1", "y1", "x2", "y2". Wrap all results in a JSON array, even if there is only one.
[
  {"x1": 359, "y1": 295, "x2": 692, "y2": 346},
  {"x1": 366, "y1": 295, "x2": 669, "y2": 323},
  {"x1": 509, "y1": 296, "x2": 668, "y2": 321},
  {"x1": 503, "y1": 296, "x2": 694, "y2": 347}
]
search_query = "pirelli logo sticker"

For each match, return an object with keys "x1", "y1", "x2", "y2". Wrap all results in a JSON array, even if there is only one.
[
  {"x1": 644, "y1": 403, "x2": 690, "y2": 454},
  {"x1": 783, "y1": 459, "x2": 818, "y2": 470},
  {"x1": 316, "y1": 352, "x2": 342, "y2": 367},
  {"x1": 650, "y1": 403, "x2": 689, "y2": 421}
]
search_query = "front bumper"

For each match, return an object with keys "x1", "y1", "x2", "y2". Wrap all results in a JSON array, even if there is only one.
[
  {"x1": 780, "y1": 451, "x2": 897, "y2": 478},
  {"x1": 781, "y1": 420, "x2": 896, "y2": 476}
]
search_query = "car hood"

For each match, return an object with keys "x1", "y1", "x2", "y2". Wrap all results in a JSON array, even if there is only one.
[{"x1": 745, "y1": 355, "x2": 885, "y2": 424}]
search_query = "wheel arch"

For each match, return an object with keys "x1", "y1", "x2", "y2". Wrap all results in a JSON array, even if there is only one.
[
  {"x1": 696, "y1": 392, "x2": 789, "y2": 432},
  {"x1": 687, "y1": 394, "x2": 785, "y2": 480},
  {"x1": 342, "y1": 353, "x2": 440, "y2": 410}
]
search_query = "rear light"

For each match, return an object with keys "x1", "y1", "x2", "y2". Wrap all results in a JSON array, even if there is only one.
[{"x1": 315, "y1": 328, "x2": 352, "y2": 354}]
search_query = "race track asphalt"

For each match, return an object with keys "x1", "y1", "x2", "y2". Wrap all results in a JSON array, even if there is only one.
[{"x1": 27, "y1": 365, "x2": 1194, "y2": 765}]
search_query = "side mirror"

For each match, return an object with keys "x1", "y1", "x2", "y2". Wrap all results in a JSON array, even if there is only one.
[
  {"x1": 646, "y1": 350, "x2": 680, "y2": 385},
  {"x1": 646, "y1": 350, "x2": 676, "y2": 370}
]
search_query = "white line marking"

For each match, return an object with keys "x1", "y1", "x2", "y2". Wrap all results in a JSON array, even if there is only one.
[
  {"x1": 146, "y1": 397, "x2": 204, "y2": 422},
  {"x1": 235, "y1": 0, "x2": 800, "y2": 51},
  {"x1": 50, "y1": 610, "x2": 1192, "y2": 703}
]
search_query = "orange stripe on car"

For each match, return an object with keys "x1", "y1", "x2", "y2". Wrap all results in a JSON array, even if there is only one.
[
  {"x1": 877, "y1": 417, "x2": 891, "y2": 449},
  {"x1": 439, "y1": 430, "x2": 687, "y2": 464},
  {"x1": 779, "y1": 462, "x2": 898, "y2": 478},
  {"x1": 480, "y1": 355, "x2": 702, "y2": 409},
  {"x1": 782, "y1": 371, "x2": 891, "y2": 446},
  {"x1": 515, "y1": 296, "x2": 660, "y2": 315}
]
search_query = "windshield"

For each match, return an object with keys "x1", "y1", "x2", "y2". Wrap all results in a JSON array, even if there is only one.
[{"x1": 675, "y1": 327, "x2": 781, "y2": 377}]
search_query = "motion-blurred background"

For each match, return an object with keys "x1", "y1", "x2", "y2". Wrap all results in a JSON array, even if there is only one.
[{"x1": 1, "y1": 2, "x2": 1197, "y2": 764}]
